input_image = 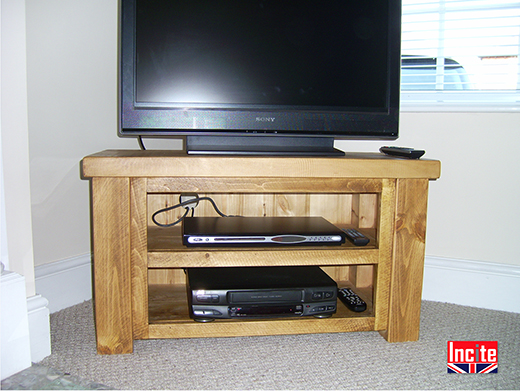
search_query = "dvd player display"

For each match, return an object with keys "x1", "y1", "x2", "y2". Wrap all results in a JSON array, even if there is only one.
[
  {"x1": 182, "y1": 216, "x2": 345, "y2": 247},
  {"x1": 186, "y1": 266, "x2": 337, "y2": 321}
]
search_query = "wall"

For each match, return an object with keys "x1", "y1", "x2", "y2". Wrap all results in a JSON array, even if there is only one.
[
  {"x1": 25, "y1": 0, "x2": 181, "y2": 267},
  {"x1": 336, "y1": 111, "x2": 520, "y2": 266},
  {"x1": 25, "y1": 0, "x2": 520, "y2": 274}
]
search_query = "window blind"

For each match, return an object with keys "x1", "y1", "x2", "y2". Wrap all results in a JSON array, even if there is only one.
[{"x1": 400, "y1": 0, "x2": 520, "y2": 109}]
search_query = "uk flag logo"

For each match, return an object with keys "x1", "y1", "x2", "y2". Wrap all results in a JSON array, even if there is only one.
[{"x1": 447, "y1": 341, "x2": 498, "y2": 373}]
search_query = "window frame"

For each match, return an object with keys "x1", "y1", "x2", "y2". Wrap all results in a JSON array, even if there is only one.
[{"x1": 400, "y1": 0, "x2": 520, "y2": 112}]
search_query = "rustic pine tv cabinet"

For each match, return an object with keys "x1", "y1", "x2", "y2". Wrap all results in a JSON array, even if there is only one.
[{"x1": 82, "y1": 150, "x2": 440, "y2": 354}]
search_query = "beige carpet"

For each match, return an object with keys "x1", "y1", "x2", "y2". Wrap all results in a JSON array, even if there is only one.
[{"x1": 37, "y1": 300, "x2": 520, "y2": 390}]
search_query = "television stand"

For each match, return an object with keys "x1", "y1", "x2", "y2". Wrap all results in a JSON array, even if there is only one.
[
  {"x1": 82, "y1": 150, "x2": 440, "y2": 354},
  {"x1": 185, "y1": 135, "x2": 345, "y2": 156}
]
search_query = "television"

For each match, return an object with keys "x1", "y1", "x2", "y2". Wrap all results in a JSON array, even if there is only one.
[{"x1": 119, "y1": 0, "x2": 401, "y2": 155}]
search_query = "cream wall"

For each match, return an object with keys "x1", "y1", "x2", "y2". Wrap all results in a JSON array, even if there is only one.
[
  {"x1": 336, "y1": 111, "x2": 520, "y2": 266},
  {"x1": 25, "y1": 0, "x2": 180, "y2": 267},
  {"x1": 25, "y1": 0, "x2": 520, "y2": 268},
  {"x1": 25, "y1": 0, "x2": 123, "y2": 267}
]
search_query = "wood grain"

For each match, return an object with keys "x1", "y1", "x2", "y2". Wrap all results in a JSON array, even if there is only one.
[
  {"x1": 83, "y1": 150, "x2": 441, "y2": 179},
  {"x1": 147, "y1": 177, "x2": 382, "y2": 193},
  {"x1": 372, "y1": 179, "x2": 396, "y2": 331},
  {"x1": 383, "y1": 179, "x2": 429, "y2": 342},
  {"x1": 91, "y1": 177, "x2": 133, "y2": 354},
  {"x1": 130, "y1": 178, "x2": 149, "y2": 339},
  {"x1": 148, "y1": 317, "x2": 376, "y2": 339},
  {"x1": 148, "y1": 248, "x2": 380, "y2": 268}
]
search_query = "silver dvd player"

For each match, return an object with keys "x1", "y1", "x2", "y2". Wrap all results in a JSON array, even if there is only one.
[
  {"x1": 186, "y1": 266, "x2": 338, "y2": 321},
  {"x1": 182, "y1": 216, "x2": 345, "y2": 247}
]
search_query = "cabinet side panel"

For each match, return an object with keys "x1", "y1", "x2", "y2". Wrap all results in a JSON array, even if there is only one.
[
  {"x1": 131, "y1": 178, "x2": 149, "y2": 339},
  {"x1": 386, "y1": 179, "x2": 429, "y2": 342},
  {"x1": 92, "y1": 177, "x2": 133, "y2": 354},
  {"x1": 373, "y1": 179, "x2": 396, "y2": 331}
]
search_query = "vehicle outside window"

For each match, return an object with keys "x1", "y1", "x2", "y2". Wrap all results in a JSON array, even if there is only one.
[{"x1": 401, "y1": 56, "x2": 472, "y2": 90}]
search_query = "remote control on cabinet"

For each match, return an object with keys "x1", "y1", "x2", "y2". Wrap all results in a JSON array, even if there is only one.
[
  {"x1": 338, "y1": 288, "x2": 367, "y2": 312},
  {"x1": 342, "y1": 228, "x2": 370, "y2": 246},
  {"x1": 379, "y1": 146, "x2": 425, "y2": 159}
]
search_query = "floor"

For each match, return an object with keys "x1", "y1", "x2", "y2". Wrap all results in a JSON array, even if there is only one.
[{"x1": 1, "y1": 364, "x2": 113, "y2": 390}]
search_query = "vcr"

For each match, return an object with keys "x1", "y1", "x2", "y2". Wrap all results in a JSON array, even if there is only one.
[{"x1": 186, "y1": 266, "x2": 337, "y2": 322}]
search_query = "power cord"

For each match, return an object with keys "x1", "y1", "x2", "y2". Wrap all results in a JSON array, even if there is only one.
[
  {"x1": 137, "y1": 136, "x2": 146, "y2": 150},
  {"x1": 152, "y1": 195, "x2": 239, "y2": 227}
]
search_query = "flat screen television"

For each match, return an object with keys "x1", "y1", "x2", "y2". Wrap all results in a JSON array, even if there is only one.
[{"x1": 119, "y1": 0, "x2": 401, "y2": 155}]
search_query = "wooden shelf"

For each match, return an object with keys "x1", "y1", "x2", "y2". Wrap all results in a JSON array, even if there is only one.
[
  {"x1": 147, "y1": 226, "x2": 379, "y2": 268},
  {"x1": 147, "y1": 282, "x2": 375, "y2": 339},
  {"x1": 148, "y1": 315, "x2": 377, "y2": 339}
]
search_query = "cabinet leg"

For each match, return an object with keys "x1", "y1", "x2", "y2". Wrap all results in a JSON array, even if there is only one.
[
  {"x1": 383, "y1": 179, "x2": 429, "y2": 342},
  {"x1": 92, "y1": 178, "x2": 134, "y2": 354}
]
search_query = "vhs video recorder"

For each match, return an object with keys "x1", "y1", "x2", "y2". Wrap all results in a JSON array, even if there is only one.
[{"x1": 186, "y1": 266, "x2": 337, "y2": 322}]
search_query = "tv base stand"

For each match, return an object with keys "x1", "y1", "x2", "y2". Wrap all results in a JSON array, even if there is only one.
[
  {"x1": 82, "y1": 150, "x2": 440, "y2": 354},
  {"x1": 186, "y1": 135, "x2": 345, "y2": 156}
]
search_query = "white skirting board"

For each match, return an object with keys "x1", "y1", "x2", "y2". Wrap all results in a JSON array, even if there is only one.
[
  {"x1": 34, "y1": 254, "x2": 520, "y2": 314},
  {"x1": 1, "y1": 272, "x2": 51, "y2": 380},
  {"x1": 422, "y1": 256, "x2": 520, "y2": 313},
  {"x1": 1, "y1": 272, "x2": 31, "y2": 380},
  {"x1": 34, "y1": 253, "x2": 93, "y2": 313},
  {"x1": 26, "y1": 294, "x2": 51, "y2": 362}
]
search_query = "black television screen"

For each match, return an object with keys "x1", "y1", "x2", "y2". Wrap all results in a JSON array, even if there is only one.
[{"x1": 120, "y1": 0, "x2": 401, "y2": 155}]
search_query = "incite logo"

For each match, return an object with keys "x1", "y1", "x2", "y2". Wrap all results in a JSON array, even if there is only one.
[{"x1": 447, "y1": 341, "x2": 498, "y2": 373}]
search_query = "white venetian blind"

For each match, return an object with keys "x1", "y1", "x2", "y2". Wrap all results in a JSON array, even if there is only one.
[{"x1": 400, "y1": 0, "x2": 520, "y2": 108}]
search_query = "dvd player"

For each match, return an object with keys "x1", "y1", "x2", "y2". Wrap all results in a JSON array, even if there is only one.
[
  {"x1": 182, "y1": 216, "x2": 345, "y2": 247},
  {"x1": 186, "y1": 266, "x2": 337, "y2": 322}
]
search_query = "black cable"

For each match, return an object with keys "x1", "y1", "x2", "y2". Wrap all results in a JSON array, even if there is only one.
[
  {"x1": 152, "y1": 207, "x2": 190, "y2": 228},
  {"x1": 137, "y1": 136, "x2": 146, "y2": 150},
  {"x1": 151, "y1": 196, "x2": 238, "y2": 227}
]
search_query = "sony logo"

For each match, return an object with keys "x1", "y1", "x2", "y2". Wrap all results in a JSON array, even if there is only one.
[{"x1": 255, "y1": 117, "x2": 276, "y2": 122}]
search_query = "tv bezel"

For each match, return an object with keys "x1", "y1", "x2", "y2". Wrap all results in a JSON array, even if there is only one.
[{"x1": 119, "y1": 0, "x2": 401, "y2": 155}]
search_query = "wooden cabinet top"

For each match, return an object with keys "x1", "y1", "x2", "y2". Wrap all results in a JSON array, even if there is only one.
[{"x1": 82, "y1": 149, "x2": 441, "y2": 180}]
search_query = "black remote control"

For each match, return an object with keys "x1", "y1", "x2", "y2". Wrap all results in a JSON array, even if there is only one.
[
  {"x1": 379, "y1": 146, "x2": 425, "y2": 159},
  {"x1": 342, "y1": 228, "x2": 370, "y2": 246},
  {"x1": 338, "y1": 288, "x2": 367, "y2": 312}
]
